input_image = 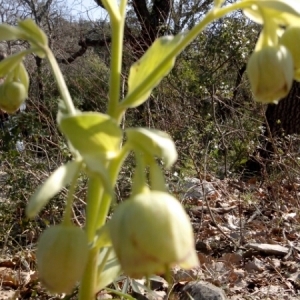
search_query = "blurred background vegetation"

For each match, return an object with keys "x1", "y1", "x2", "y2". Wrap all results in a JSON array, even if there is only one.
[{"x1": 1, "y1": 0, "x2": 300, "y2": 250}]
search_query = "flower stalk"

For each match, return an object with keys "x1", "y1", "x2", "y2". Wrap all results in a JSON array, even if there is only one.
[{"x1": 0, "y1": 0, "x2": 299, "y2": 298}]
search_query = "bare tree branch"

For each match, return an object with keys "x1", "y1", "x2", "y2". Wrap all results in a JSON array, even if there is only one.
[
  {"x1": 57, "y1": 41, "x2": 88, "y2": 64},
  {"x1": 36, "y1": 0, "x2": 53, "y2": 23}
]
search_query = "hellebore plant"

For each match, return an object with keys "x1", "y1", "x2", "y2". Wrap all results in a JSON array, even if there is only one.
[{"x1": 0, "y1": 0, "x2": 299, "y2": 299}]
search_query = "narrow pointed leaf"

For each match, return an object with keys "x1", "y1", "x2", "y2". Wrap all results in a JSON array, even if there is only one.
[
  {"x1": 0, "y1": 51, "x2": 27, "y2": 77},
  {"x1": 18, "y1": 19, "x2": 48, "y2": 46},
  {"x1": 97, "y1": 247, "x2": 122, "y2": 291},
  {"x1": 59, "y1": 112, "x2": 122, "y2": 161},
  {"x1": 15, "y1": 62, "x2": 29, "y2": 91},
  {"x1": 126, "y1": 128, "x2": 177, "y2": 168},
  {"x1": 0, "y1": 24, "x2": 22, "y2": 41},
  {"x1": 26, "y1": 160, "x2": 81, "y2": 218},
  {"x1": 121, "y1": 34, "x2": 185, "y2": 108},
  {"x1": 94, "y1": 224, "x2": 112, "y2": 248}
]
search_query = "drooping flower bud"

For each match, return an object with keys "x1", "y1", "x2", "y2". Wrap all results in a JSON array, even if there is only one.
[
  {"x1": 246, "y1": 45, "x2": 294, "y2": 104},
  {"x1": 37, "y1": 225, "x2": 89, "y2": 294},
  {"x1": 280, "y1": 26, "x2": 300, "y2": 81},
  {"x1": 0, "y1": 81, "x2": 27, "y2": 113},
  {"x1": 109, "y1": 191, "x2": 199, "y2": 278}
]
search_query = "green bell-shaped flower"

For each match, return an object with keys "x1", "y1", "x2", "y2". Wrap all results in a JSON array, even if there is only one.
[
  {"x1": 0, "y1": 81, "x2": 27, "y2": 113},
  {"x1": 37, "y1": 225, "x2": 89, "y2": 294},
  {"x1": 246, "y1": 45, "x2": 294, "y2": 104},
  {"x1": 280, "y1": 26, "x2": 300, "y2": 81},
  {"x1": 109, "y1": 191, "x2": 199, "y2": 278}
]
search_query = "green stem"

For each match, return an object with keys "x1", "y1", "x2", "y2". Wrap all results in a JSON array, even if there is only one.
[
  {"x1": 86, "y1": 177, "x2": 103, "y2": 241},
  {"x1": 80, "y1": 145, "x2": 130, "y2": 298},
  {"x1": 108, "y1": 144, "x2": 130, "y2": 183},
  {"x1": 118, "y1": 0, "x2": 257, "y2": 120},
  {"x1": 101, "y1": 0, "x2": 121, "y2": 22},
  {"x1": 62, "y1": 163, "x2": 81, "y2": 226},
  {"x1": 78, "y1": 246, "x2": 98, "y2": 300},
  {"x1": 107, "y1": 6, "x2": 126, "y2": 120},
  {"x1": 257, "y1": 7, "x2": 278, "y2": 49},
  {"x1": 79, "y1": 185, "x2": 112, "y2": 300},
  {"x1": 149, "y1": 159, "x2": 167, "y2": 192},
  {"x1": 79, "y1": 173, "x2": 107, "y2": 300},
  {"x1": 45, "y1": 48, "x2": 76, "y2": 116},
  {"x1": 95, "y1": 145, "x2": 130, "y2": 229},
  {"x1": 95, "y1": 192, "x2": 112, "y2": 229},
  {"x1": 165, "y1": 265, "x2": 174, "y2": 299},
  {"x1": 131, "y1": 152, "x2": 148, "y2": 196},
  {"x1": 105, "y1": 288, "x2": 136, "y2": 300}
]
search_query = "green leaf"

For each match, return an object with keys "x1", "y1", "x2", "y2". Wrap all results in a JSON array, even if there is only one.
[
  {"x1": 59, "y1": 112, "x2": 122, "y2": 161},
  {"x1": 83, "y1": 155, "x2": 114, "y2": 195},
  {"x1": 93, "y1": 224, "x2": 112, "y2": 249},
  {"x1": 18, "y1": 19, "x2": 48, "y2": 57},
  {"x1": 56, "y1": 100, "x2": 81, "y2": 125},
  {"x1": 121, "y1": 34, "x2": 185, "y2": 108},
  {"x1": 126, "y1": 128, "x2": 177, "y2": 168},
  {"x1": 18, "y1": 19, "x2": 48, "y2": 45},
  {"x1": 0, "y1": 24, "x2": 22, "y2": 41},
  {"x1": 97, "y1": 247, "x2": 122, "y2": 291},
  {"x1": 244, "y1": 0, "x2": 300, "y2": 25},
  {"x1": 14, "y1": 62, "x2": 29, "y2": 91},
  {"x1": 26, "y1": 160, "x2": 81, "y2": 218},
  {"x1": 0, "y1": 51, "x2": 27, "y2": 77}
]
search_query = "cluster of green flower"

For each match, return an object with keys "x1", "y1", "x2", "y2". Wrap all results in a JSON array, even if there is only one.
[
  {"x1": 245, "y1": 1, "x2": 300, "y2": 103},
  {"x1": 0, "y1": 19, "x2": 47, "y2": 113}
]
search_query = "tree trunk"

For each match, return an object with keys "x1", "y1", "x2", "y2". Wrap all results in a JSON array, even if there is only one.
[
  {"x1": 245, "y1": 80, "x2": 300, "y2": 175},
  {"x1": 265, "y1": 81, "x2": 300, "y2": 136}
]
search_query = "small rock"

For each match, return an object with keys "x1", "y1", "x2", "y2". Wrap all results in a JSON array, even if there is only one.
[
  {"x1": 179, "y1": 281, "x2": 227, "y2": 300},
  {"x1": 171, "y1": 265, "x2": 203, "y2": 282},
  {"x1": 182, "y1": 178, "x2": 215, "y2": 200}
]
